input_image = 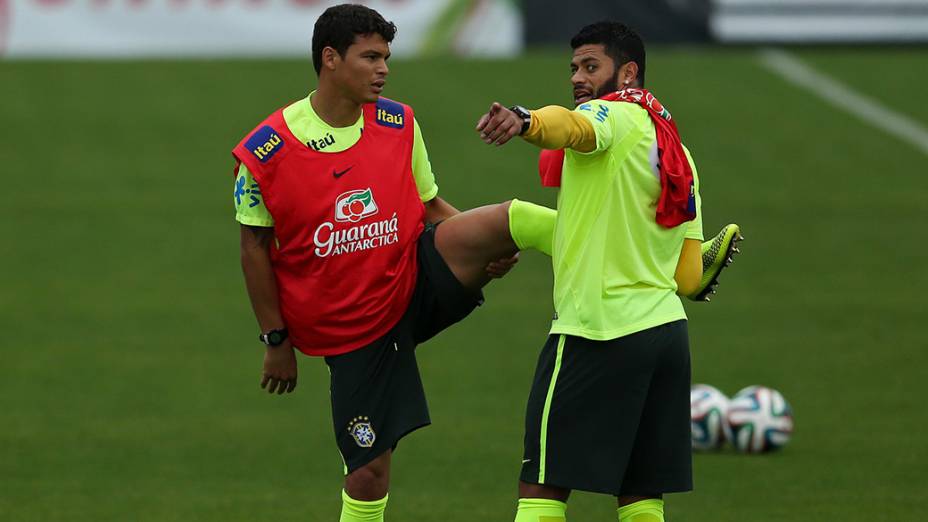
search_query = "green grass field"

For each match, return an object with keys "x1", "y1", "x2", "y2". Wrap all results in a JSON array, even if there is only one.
[{"x1": 2, "y1": 47, "x2": 927, "y2": 521}]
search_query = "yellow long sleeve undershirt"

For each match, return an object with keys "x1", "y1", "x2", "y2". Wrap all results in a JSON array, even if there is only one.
[{"x1": 522, "y1": 105, "x2": 598, "y2": 153}]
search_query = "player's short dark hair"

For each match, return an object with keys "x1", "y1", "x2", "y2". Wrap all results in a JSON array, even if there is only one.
[
  {"x1": 571, "y1": 21, "x2": 646, "y2": 87},
  {"x1": 311, "y1": 4, "x2": 397, "y2": 76}
]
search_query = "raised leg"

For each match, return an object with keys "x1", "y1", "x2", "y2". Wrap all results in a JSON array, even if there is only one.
[{"x1": 433, "y1": 200, "x2": 520, "y2": 291}]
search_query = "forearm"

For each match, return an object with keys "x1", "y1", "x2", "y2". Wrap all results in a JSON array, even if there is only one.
[
  {"x1": 240, "y1": 226, "x2": 285, "y2": 331},
  {"x1": 424, "y1": 196, "x2": 460, "y2": 224},
  {"x1": 674, "y1": 239, "x2": 703, "y2": 297},
  {"x1": 522, "y1": 105, "x2": 597, "y2": 153}
]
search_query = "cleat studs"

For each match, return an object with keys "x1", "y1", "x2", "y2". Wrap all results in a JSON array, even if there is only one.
[
  {"x1": 705, "y1": 295, "x2": 712, "y2": 302},
  {"x1": 733, "y1": 246, "x2": 741, "y2": 254}
]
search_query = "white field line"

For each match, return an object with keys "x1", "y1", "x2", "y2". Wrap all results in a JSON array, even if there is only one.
[{"x1": 758, "y1": 48, "x2": 928, "y2": 156}]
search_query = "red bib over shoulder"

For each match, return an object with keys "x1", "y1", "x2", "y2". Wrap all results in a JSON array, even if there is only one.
[
  {"x1": 538, "y1": 89, "x2": 696, "y2": 228},
  {"x1": 233, "y1": 98, "x2": 424, "y2": 356}
]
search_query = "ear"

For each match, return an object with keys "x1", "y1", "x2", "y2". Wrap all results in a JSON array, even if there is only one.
[
  {"x1": 620, "y1": 61, "x2": 639, "y2": 87},
  {"x1": 321, "y1": 46, "x2": 340, "y2": 72}
]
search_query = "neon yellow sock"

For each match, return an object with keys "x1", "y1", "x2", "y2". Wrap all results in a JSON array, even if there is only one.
[
  {"x1": 514, "y1": 497, "x2": 567, "y2": 522},
  {"x1": 618, "y1": 499, "x2": 664, "y2": 522},
  {"x1": 339, "y1": 490, "x2": 388, "y2": 522},
  {"x1": 508, "y1": 199, "x2": 556, "y2": 256}
]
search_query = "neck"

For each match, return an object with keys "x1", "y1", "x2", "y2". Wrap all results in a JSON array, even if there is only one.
[{"x1": 311, "y1": 82, "x2": 364, "y2": 128}]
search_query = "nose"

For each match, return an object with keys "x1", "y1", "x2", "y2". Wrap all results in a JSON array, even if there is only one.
[
  {"x1": 571, "y1": 70, "x2": 584, "y2": 87},
  {"x1": 379, "y1": 59, "x2": 389, "y2": 76}
]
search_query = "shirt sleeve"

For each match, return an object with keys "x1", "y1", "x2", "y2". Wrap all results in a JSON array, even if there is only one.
[
  {"x1": 572, "y1": 100, "x2": 615, "y2": 155},
  {"x1": 234, "y1": 163, "x2": 275, "y2": 227},
  {"x1": 522, "y1": 105, "x2": 597, "y2": 152},
  {"x1": 683, "y1": 147, "x2": 704, "y2": 241},
  {"x1": 411, "y1": 118, "x2": 439, "y2": 202}
]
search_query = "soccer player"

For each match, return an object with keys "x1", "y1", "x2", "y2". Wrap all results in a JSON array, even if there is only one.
[
  {"x1": 233, "y1": 5, "x2": 551, "y2": 522},
  {"x1": 475, "y1": 21, "x2": 733, "y2": 522},
  {"x1": 235, "y1": 6, "x2": 735, "y2": 521}
]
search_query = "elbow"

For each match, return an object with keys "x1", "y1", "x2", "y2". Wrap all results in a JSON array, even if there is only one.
[
  {"x1": 677, "y1": 277, "x2": 699, "y2": 298},
  {"x1": 240, "y1": 247, "x2": 254, "y2": 274}
]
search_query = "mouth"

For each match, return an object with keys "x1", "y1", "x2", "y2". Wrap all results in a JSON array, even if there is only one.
[
  {"x1": 573, "y1": 89, "x2": 592, "y2": 105},
  {"x1": 372, "y1": 80, "x2": 385, "y2": 94}
]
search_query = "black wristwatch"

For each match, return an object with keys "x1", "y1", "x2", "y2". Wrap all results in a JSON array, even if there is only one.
[
  {"x1": 509, "y1": 105, "x2": 532, "y2": 135},
  {"x1": 259, "y1": 328, "x2": 289, "y2": 347}
]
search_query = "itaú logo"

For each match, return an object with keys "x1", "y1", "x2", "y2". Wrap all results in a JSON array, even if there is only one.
[{"x1": 312, "y1": 189, "x2": 399, "y2": 258}]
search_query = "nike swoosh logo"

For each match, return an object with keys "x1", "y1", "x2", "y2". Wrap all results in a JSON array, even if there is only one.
[{"x1": 333, "y1": 166, "x2": 353, "y2": 178}]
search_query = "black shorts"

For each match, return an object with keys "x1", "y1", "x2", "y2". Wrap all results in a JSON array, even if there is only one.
[
  {"x1": 324, "y1": 223, "x2": 483, "y2": 473},
  {"x1": 520, "y1": 321, "x2": 693, "y2": 496}
]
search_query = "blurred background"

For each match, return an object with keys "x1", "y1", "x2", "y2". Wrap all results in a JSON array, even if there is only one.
[{"x1": 2, "y1": 1, "x2": 927, "y2": 521}]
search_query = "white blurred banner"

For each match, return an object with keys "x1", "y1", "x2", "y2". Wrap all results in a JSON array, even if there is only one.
[
  {"x1": 0, "y1": 0, "x2": 522, "y2": 58},
  {"x1": 712, "y1": 0, "x2": 928, "y2": 43}
]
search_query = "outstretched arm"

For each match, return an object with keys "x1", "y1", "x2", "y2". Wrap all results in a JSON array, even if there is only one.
[
  {"x1": 475, "y1": 103, "x2": 711, "y2": 296},
  {"x1": 522, "y1": 106, "x2": 597, "y2": 152},
  {"x1": 476, "y1": 102, "x2": 596, "y2": 151}
]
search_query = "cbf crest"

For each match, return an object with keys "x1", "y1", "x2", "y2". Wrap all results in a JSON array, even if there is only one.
[{"x1": 347, "y1": 416, "x2": 376, "y2": 448}]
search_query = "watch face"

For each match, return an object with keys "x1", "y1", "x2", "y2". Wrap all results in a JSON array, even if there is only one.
[{"x1": 268, "y1": 331, "x2": 283, "y2": 345}]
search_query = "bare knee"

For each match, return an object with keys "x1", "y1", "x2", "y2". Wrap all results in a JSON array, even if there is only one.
[
  {"x1": 487, "y1": 199, "x2": 519, "y2": 258},
  {"x1": 499, "y1": 198, "x2": 514, "y2": 227},
  {"x1": 617, "y1": 494, "x2": 662, "y2": 507},
  {"x1": 519, "y1": 481, "x2": 570, "y2": 502},
  {"x1": 345, "y1": 452, "x2": 391, "y2": 501}
]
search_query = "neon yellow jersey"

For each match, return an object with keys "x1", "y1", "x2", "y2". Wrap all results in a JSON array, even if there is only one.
[
  {"x1": 550, "y1": 100, "x2": 703, "y2": 341},
  {"x1": 235, "y1": 92, "x2": 439, "y2": 226}
]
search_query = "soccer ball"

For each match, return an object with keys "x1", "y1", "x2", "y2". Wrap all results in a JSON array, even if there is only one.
[
  {"x1": 726, "y1": 385, "x2": 794, "y2": 453},
  {"x1": 690, "y1": 384, "x2": 731, "y2": 450}
]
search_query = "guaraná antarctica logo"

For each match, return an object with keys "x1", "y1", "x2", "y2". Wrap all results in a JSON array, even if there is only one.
[
  {"x1": 347, "y1": 416, "x2": 376, "y2": 448},
  {"x1": 335, "y1": 188, "x2": 378, "y2": 223},
  {"x1": 312, "y1": 188, "x2": 400, "y2": 258}
]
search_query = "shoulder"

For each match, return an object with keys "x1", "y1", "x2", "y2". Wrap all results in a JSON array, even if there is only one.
[
  {"x1": 574, "y1": 100, "x2": 642, "y2": 136},
  {"x1": 586, "y1": 101, "x2": 652, "y2": 143},
  {"x1": 236, "y1": 126, "x2": 286, "y2": 168},
  {"x1": 583, "y1": 100, "x2": 646, "y2": 121},
  {"x1": 366, "y1": 96, "x2": 414, "y2": 131}
]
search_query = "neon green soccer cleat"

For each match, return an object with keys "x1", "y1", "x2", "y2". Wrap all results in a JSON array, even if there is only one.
[{"x1": 688, "y1": 224, "x2": 743, "y2": 302}]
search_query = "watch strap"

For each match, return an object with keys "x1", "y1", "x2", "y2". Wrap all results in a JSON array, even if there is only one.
[
  {"x1": 509, "y1": 105, "x2": 532, "y2": 135},
  {"x1": 259, "y1": 328, "x2": 288, "y2": 347}
]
